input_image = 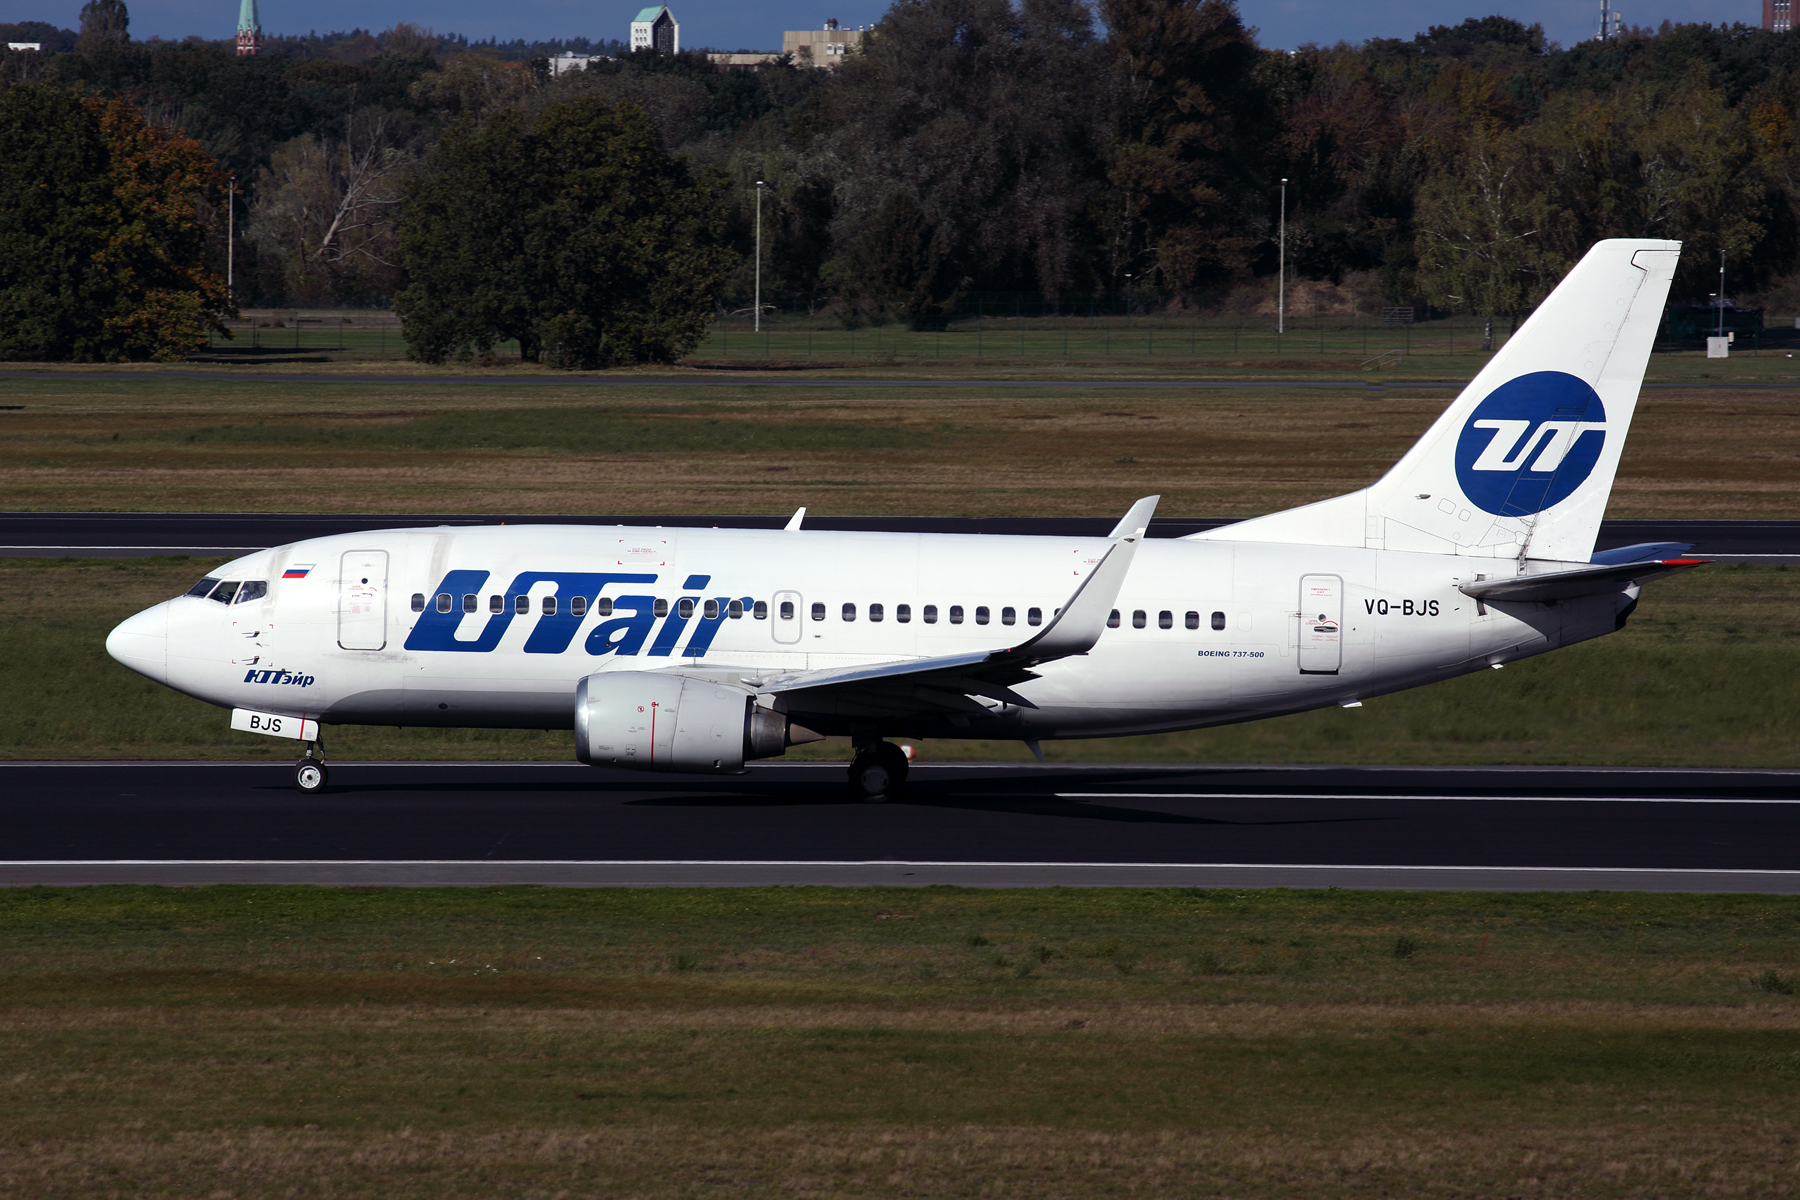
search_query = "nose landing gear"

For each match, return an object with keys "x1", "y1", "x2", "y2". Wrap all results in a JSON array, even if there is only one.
[
  {"x1": 294, "y1": 740, "x2": 328, "y2": 793},
  {"x1": 847, "y1": 741, "x2": 909, "y2": 801}
]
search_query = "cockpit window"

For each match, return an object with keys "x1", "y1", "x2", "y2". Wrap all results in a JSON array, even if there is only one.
[
  {"x1": 187, "y1": 577, "x2": 221, "y2": 597},
  {"x1": 208, "y1": 580, "x2": 240, "y2": 604},
  {"x1": 235, "y1": 581, "x2": 268, "y2": 604}
]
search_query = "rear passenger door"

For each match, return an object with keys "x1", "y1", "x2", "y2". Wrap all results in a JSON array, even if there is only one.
[{"x1": 1297, "y1": 573, "x2": 1342, "y2": 675}]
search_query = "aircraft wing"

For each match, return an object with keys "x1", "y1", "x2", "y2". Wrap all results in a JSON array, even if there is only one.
[
  {"x1": 1459, "y1": 557, "x2": 1708, "y2": 604},
  {"x1": 739, "y1": 496, "x2": 1159, "y2": 718}
]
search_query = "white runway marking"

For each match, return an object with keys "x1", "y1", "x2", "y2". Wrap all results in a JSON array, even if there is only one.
[{"x1": 1056, "y1": 792, "x2": 1800, "y2": 805}]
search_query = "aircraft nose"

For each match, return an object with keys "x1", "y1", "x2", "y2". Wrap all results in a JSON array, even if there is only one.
[{"x1": 107, "y1": 602, "x2": 169, "y2": 684}]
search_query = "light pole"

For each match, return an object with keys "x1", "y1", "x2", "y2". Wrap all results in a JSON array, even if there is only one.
[
  {"x1": 1278, "y1": 177, "x2": 1288, "y2": 336},
  {"x1": 1718, "y1": 246, "x2": 1726, "y2": 338},
  {"x1": 1124, "y1": 273, "x2": 1132, "y2": 322},
  {"x1": 226, "y1": 171, "x2": 235, "y2": 303},
  {"x1": 754, "y1": 180, "x2": 765, "y2": 334}
]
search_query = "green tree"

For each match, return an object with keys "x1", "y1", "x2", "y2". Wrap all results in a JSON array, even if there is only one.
[
  {"x1": 396, "y1": 96, "x2": 732, "y2": 367},
  {"x1": 76, "y1": 0, "x2": 128, "y2": 55},
  {"x1": 1099, "y1": 0, "x2": 1270, "y2": 291},
  {"x1": 247, "y1": 108, "x2": 420, "y2": 305},
  {"x1": 1413, "y1": 127, "x2": 1570, "y2": 321},
  {"x1": 822, "y1": 0, "x2": 1108, "y2": 321},
  {"x1": 0, "y1": 83, "x2": 231, "y2": 361}
]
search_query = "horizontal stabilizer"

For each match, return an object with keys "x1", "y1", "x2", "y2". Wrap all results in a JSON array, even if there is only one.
[
  {"x1": 1460, "y1": 558, "x2": 1707, "y2": 603},
  {"x1": 1590, "y1": 541, "x2": 1693, "y2": 565}
]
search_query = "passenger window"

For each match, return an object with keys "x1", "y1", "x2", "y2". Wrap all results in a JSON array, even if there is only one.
[
  {"x1": 1132, "y1": 610, "x2": 1147, "y2": 629},
  {"x1": 596, "y1": 597, "x2": 614, "y2": 616},
  {"x1": 728, "y1": 600, "x2": 744, "y2": 619},
  {"x1": 462, "y1": 594, "x2": 477, "y2": 614},
  {"x1": 923, "y1": 604, "x2": 937, "y2": 624},
  {"x1": 1185, "y1": 611, "x2": 1200, "y2": 630},
  {"x1": 235, "y1": 581, "x2": 268, "y2": 604},
  {"x1": 949, "y1": 605, "x2": 964, "y2": 625},
  {"x1": 896, "y1": 604, "x2": 911, "y2": 623},
  {"x1": 571, "y1": 596, "x2": 588, "y2": 617},
  {"x1": 411, "y1": 593, "x2": 425, "y2": 613},
  {"x1": 678, "y1": 598, "x2": 695, "y2": 619},
  {"x1": 976, "y1": 606, "x2": 990, "y2": 625},
  {"x1": 869, "y1": 603, "x2": 884, "y2": 623},
  {"x1": 654, "y1": 599, "x2": 669, "y2": 618},
  {"x1": 542, "y1": 596, "x2": 557, "y2": 615},
  {"x1": 436, "y1": 593, "x2": 452, "y2": 613},
  {"x1": 1159, "y1": 610, "x2": 1173, "y2": 629},
  {"x1": 705, "y1": 599, "x2": 720, "y2": 620},
  {"x1": 1001, "y1": 606, "x2": 1016, "y2": 626},
  {"x1": 514, "y1": 595, "x2": 529, "y2": 614},
  {"x1": 1108, "y1": 609, "x2": 1120, "y2": 628},
  {"x1": 842, "y1": 602, "x2": 857, "y2": 622},
  {"x1": 810, "y1": 602, "x2": 825, "y2": 621},
  {"x1": 187, "y1": 577, "x2": 221, "y2": 597},
  {"x1": 1027, "y1": 607, "x2": 1042, "y2": 626},
  {"x1": 209, "y1": 581, "x2": 239, "y2": 604},
  {"x1": 489, "y1": 595, "x2": 503, "y2": 614},
  {"x1": 1211, "y1": 611, "x2": 1226, "y2": 630}
]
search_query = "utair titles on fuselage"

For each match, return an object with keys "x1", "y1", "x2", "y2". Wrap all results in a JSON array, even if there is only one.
[{"x1": 107, "y1": 239, "x2": 1704, "y2": 798}]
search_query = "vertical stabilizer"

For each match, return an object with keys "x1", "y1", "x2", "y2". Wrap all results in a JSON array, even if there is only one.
[{"x1": 1198, "y1": 239, "x2": 1681, "y2": 563}]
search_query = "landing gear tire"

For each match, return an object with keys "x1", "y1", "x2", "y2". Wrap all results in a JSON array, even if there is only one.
[
  {"x1": 295, "y1": 757, "x2": 328, "y2": 794},
  {"x1": 848, "y1": 741, "x2": 909, "y2": 801}
]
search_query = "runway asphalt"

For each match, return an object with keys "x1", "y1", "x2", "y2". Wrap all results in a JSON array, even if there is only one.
[
  {"x1": 3, "y1": 761, "x2": 1796, "y2": 892},
  {"x1": 4, "y1": 513, "x2": 1797, "y2": 561}
]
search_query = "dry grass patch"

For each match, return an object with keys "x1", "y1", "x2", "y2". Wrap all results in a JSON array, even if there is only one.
[
  {"x1": 5, "y1": 373, "x2": 1799, "y2": 516},
  {"x1": 0, "y1": 887, "x2": 1796, "y2": 1196}
]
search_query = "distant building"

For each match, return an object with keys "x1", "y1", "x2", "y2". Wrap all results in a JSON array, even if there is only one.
[
  {"x1": 1767, "y1": 0, "x2": 1793, "y2": 31},
  {"x1": 707, "y1": 52, "x2": 778, "y2": 66},
  {"x1": 236, "y1": 0, "x2": 261, "y2": 55},
  {"x1": 6, "y1": 42, "x2": 42, "y2": 50},
  {"x1": 631, "y1": 6, "x2": 678, "y2": 54},
  {"x1": 548, "y1": 51, "x2": 602, "y2": 75},
  {"x1": 783, "y1": 19, "x2": 862, "y2": 67}
]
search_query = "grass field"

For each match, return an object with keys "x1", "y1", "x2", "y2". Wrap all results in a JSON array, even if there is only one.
[
  {"x1": 1, "y1": 885, "x2": 1796, "y2": 1197},
  {"x1": 4, "y1": 555, "x2": 1796, "y2": 766},
  {"x1": 2, "y1": 367, "x2": 1798, "y2": 517}
]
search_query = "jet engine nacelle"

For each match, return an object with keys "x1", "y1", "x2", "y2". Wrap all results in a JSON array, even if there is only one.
[{"x1": 574, "y1": 672, "x2": 795, "y2": 773}]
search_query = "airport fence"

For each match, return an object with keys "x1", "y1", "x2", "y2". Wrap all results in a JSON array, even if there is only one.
[{"x1": 195, "y1": 298, "x2": 1800, "y2": 366}]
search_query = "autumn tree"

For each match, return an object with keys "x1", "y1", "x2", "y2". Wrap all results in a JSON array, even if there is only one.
[
  {"x1": 0, "y1": 83, "x2": 231, "y2": 361},
  {"x1": 396, "y1": 96, "x2": 732, "y2": 367}
]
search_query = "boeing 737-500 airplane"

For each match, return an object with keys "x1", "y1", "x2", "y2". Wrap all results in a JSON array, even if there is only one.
[{"x1": 108, "y1": 239, "x2": 1705, "y2": 798}]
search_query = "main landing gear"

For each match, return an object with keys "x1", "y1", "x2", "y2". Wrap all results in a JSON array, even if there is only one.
[
  {"x1": 294, "y1": 740, "x2": 328, "y2": 793},
  {"x1": 848, "y1": 741, "x2": 909, "y2": 801}
]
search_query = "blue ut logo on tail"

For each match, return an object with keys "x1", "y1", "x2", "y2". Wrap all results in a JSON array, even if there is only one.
[{"x1": 1454, "y1": 371, "x2": 1607, "y2": 516}]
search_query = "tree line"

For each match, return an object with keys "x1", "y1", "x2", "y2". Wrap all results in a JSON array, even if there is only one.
[{"x1": 4, "y1": 0, "x2": 1800, "y2": 363}]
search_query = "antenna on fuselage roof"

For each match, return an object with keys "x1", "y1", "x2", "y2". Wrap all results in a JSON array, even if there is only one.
[{"x1": 783, "y1": 506, "x2": 806, "y2": 531}]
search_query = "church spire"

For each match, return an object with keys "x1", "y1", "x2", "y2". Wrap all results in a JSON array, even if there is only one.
[{"x1": 236, "y1": 0, "x2": 261, "y2": 55}]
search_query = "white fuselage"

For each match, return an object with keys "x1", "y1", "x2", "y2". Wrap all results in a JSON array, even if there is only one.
[{"x1": 107, "y1": 524, "x2": 1630, "y2": 743}]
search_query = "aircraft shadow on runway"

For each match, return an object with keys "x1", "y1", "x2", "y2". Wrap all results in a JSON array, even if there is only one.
[{"x1": 293, "y1": 767, "x2": 1390, "y2": 828}]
